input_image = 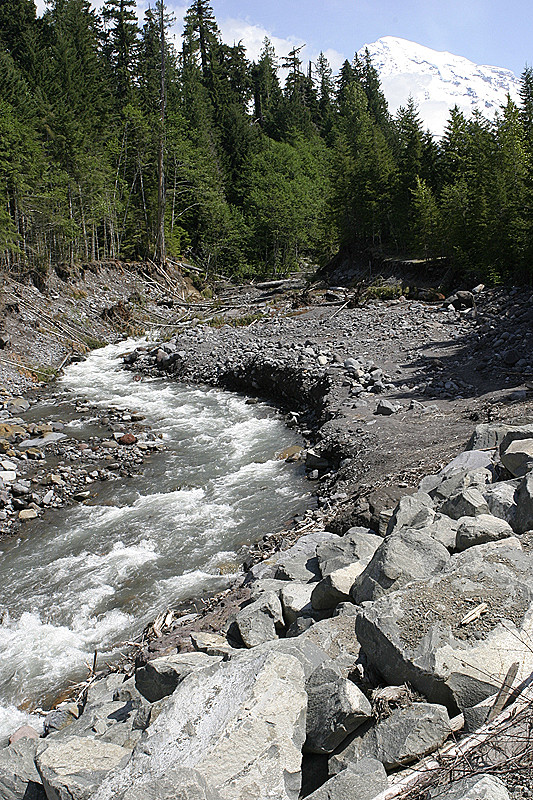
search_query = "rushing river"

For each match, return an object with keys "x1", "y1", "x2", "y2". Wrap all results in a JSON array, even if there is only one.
[{"x1": 0, "y1": 339, "x2": 310, "y2": 741}]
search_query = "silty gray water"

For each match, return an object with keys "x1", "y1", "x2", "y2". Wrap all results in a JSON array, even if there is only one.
[{"x1": 0, "y1": 338, "x2": 310, "y2": 740}]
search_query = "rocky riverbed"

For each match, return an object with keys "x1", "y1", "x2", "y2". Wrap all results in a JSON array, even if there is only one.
[{"x1": 1, "y1": 271, "x2": 533, "y2": 800}]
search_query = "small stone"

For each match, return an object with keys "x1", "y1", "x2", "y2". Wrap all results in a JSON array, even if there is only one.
[
  {"x1": 374, "y1": 399, "x2": 397, "y2": 416},
  {"x1": 18, "y1": 508, "x2": 38, "y2": 521},
  {"x1": 0, "y1": 470, "x2": 16, "y2": 483},
  {"x1": 118, "y1": 433, "x2": 137, "y2": 446}
]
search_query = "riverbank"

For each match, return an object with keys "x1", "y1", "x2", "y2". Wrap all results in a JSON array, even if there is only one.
[{"x1": 1, "y1": 265, "x2": 533, "y2": 799}]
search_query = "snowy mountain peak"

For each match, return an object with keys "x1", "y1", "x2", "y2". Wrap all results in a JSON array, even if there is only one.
[{"x1": 358, "y1": 36, "x2": 521, "y2": 136}]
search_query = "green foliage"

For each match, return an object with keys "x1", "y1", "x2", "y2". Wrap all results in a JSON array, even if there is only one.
[{"x1": 0, "y1": 0, "x2": 532, "y2": 285}]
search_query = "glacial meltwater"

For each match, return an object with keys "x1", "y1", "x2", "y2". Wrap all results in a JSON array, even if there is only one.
[{"x1": 0, "y1": 339, "x2": 310, "y2": 741}]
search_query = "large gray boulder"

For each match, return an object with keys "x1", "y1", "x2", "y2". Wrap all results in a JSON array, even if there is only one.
[
  {"x1": 500, "y1": 438, "x2": 533, "y2": 478},
  {"x1": 481, "y1": 481, "x2": 519, "y2": 528},
  {"x1": 429, "y1": 469, "x2": 492, "y2": 506},
  {"x1": 0, "y1": 738, "x2": 46, "y2": 800},
  {"x1": 304, "y1": 664, "x2": 371, "y2": 754},
  {"x1": 386, "y1": 494, "x2": 435, "y2": 535},
  {"x1": 515, "y1": 472, "x2": 533, "y2": 533},
  {"x1": 306, "y1": 757, "x2": 387, "y2": 800},
  {"x1": 439, "y1": 487, "x2": 490, "y2": 520},
  {"x1": 98, "y1": 767, "x2": 223, "y2": 800},
  {"x1": 295, "y1": 615, "x2": 362, "y2": 678},
  {"x1": 416, "y1": 514, "x2": 459, "y2": 549},
  {"x1": 439, "y1": 450, "x2": 495, "y2": 477},
  {"x1": 247, "y1": 533, "x2": 337, "y2": 582},
  {"x1": 235, "y1": 591, "x2": 284, "y2": 647},
  {"x1": 330, "y1": 703, "x2": 451, "y2": 773},
  {"x1": 135, "y1": 652, "x2": 222, "y2": 702},
  {"x1": 280, "y1": 582, "x2": 314, "y2": 625},
  {"x1": 315, "y1": 528, "x2": 381, "y2": 577},
  {"x1": 311, "y1": 564, "x2": 361, "y2": 610},
  {"x1": 91, "y1": 648, "x2": 307, "y2": 800},
  {"x1": 275, "y1": 533, "x2": 338, "y2": 582},
  {"x1": 466, "y1": 423, "x2": 516, "y2": 451},
  {"x1": 428, "y1": 774, "x2": 510, "y2": 800},
  {"x1": 498, "y1": 425, "x2": 533, "y2": 455},
  {"x1": 35, "y1": 736, "x2": 131, "y2": 800},
  {"x1": 355, "y1": 541, "x2": 533, "y2": 712},
  {"x1": 455, "y1": 514, "x2": 514, "y2": 551},
  {"x1": 351, "y1": 529, "x2": 450, "y2": 604}
]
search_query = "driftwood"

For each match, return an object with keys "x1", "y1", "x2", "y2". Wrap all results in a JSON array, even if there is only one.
[{"x1": 371, "y1": 667, "x2": 533, "y2": 800}]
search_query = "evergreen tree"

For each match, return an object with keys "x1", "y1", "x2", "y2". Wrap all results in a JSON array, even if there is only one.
[
  {"x1": 251, "y1": 37, "x2": 283, "y2": 136},
  {"x1": 101, "y1": 0, "x2": 139, "y2": 105}
]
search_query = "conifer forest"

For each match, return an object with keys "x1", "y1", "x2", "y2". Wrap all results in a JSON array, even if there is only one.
[{"x1": 2, "y1": 0, "x2": 533, "y2": 282}]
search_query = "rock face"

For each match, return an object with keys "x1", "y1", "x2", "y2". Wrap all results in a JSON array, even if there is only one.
[{"x1": 92, "y1": 649, "x2": 307, "y2": 800}]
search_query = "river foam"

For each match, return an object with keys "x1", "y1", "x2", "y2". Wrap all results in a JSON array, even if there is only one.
[{"x1": 0, "y1": 338, "x2": 310, "y2": 741}]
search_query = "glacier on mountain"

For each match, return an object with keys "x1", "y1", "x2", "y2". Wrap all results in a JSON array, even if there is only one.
[{"x1": 358, "y1": 36, "x2": 521, "y2": 136}]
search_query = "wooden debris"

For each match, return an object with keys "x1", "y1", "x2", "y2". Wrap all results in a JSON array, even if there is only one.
[{"x1": 460, "y1": 602, "x2": 488, "y2": 625}]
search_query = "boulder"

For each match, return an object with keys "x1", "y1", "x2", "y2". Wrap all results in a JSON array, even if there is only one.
[
  {"x1": 466, "y1": 423, "x2": 516, "y2": 451},
  {"x1": 295, "y1": 615, "x2": 362, "y2": 678},
  {"x1": 498, "y1": 425, "x2": 533, "y2": 454},
  {"x1": 500, "y1": 438, "x2": 533, "y2": 478},
  {"x1": 249, "y1": 533, "x2": 337, "y2": 582},
  {"x1": 274, "y1": 533, "x2": 338, "y2": 582},
  {"x1": 439, "y1": 487, "x2": 490, "y2": 520},
  {"x1": 428, "y1": 774, "x2": 510, "y2": 800},
  {"x1": 0, "y1": 738, "x2": 46, "y2": 800},
  {"x1": 135, "y1": 652, "x2": 221, "y2": 702},
  {"x1": 351, "y1": 529, "x2": 450, "y2": 604},
  {"x1": 416, "y1": 514, "x2": 458, "y2": 549},
  {"x1": 235, "y1": 591, "x2": 284, "y2": 647},
  {"x1": 481, "y1": 481, "x2": 519, "y2": 528},
  {"x1": 374, "y1": 399, "x2": 397, "y2": 415},
  {"x1": 35, "y1": 736, "x2": 131, "y2": 800},
  {"x1": 330, "y1": 702, "x2": 451, "y2": 772},
  {"x1": 315, "y1": 529, "x2": 381, "y2": 577},
  {"x1": 515, "y1": 472, "x2": 533, "y2": 533},
  {"x1": 311, "y1": 564, "x2": 361, "y2": 610},
  {"x1": 455, "y1": 514, "x2": 514, "y2": 551},
  {"x1": 304, "y1": 664, "x2": 371, "y2": 754},
  {"x1": 99, "y1": 767, "x2": 223, "y2": 800},
  {"x1": 280, "y1": 582, "x2": 314, "y2": 626},
  {"x1": 355, "y1": 541, "x2": 533, "y2": 712},
  {"x1": 439, "y1": 450, "x2": 495, "y2": 477},
  {"x1": 306, "y1": 757, "x2": 387, "y2": 800},
  {"x1": 430, "y1": 469, "x2": 492, "y2": 506},
  {"x1": 91, "y1": 649, "x2": 307, "y2": 800},
  {"x1": 386, "y1": 494, "x2": 435, "y2": 535}
]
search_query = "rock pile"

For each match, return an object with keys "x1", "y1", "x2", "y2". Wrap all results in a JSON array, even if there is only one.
[
  {"x1": 5, "y1": 421, "x2": 533, "y2": 799},
  {"x1": 0, "y1": 394, "x2": 163, "y2": 536}
]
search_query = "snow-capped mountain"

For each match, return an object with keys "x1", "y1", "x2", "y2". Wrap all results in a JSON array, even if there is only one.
[{"x1": 358, "y1": 37, "x2": 521, "y2": 136}]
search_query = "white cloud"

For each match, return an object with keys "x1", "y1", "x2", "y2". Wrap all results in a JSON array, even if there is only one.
[{"x1": 219, "y1": 18, "x2": 345, "y2": 76}]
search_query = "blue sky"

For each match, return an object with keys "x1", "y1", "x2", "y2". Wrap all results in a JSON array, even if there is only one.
[
  {"x1": 207, "y1": 0, "x2": 531, "y2": 76},
  {"x1": 35, "y1": 0, "x2": 532, "y2": 76}
]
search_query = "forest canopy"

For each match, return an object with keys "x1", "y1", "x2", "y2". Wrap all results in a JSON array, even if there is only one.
[{"x1": 1, "y1": 0, "x2": 533, "y2": 283}]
